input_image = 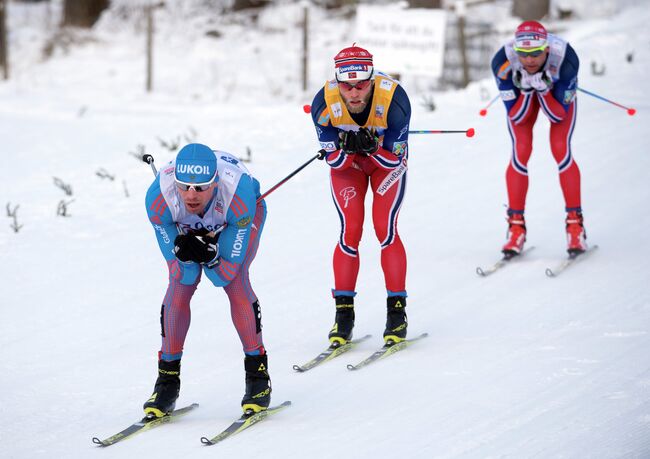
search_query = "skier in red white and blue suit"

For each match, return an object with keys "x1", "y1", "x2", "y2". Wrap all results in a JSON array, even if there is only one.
[
  {"x1": 142, "y1": 143, "x2": 271, "y2": 418},
  {"x1": 310, "y1": 45, "x2": 412, "y2": 347},
  {"x1": 492, "y1": 21, "x2": 587, "y2": 255}
]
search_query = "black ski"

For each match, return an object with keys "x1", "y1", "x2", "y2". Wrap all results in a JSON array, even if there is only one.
[
  {"x1": 200, "y1": 401, "x2": 291, "y2": 445},
  {"x1": 476, "y1": 246, "x2": 535, "y2": 277},
  {"x1": 293, "y1": 334, "x2": 372, "y2": 372},
  {"x1": 346, "y1": 333, "x2": 428, "y2": 371},
  {"x1": 92, "y1": 403, "x2": 199, "y2": 447},
  {"x1": 545, "y1": 244, "x2": 599, "y2": 277}
]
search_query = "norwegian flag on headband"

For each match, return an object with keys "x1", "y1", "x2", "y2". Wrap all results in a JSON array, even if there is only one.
[{"x1": 334, "y1": 44, "x2": 374, "y2": 82}]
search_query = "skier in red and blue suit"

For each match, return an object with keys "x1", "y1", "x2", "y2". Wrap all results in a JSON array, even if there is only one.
[
  {"x1": 310, "y1": 45, "x2": 412, "y2": 347},
  {"x1": 142, "y1": 143, "x2": 271, "y2": 418},
  {"x1": 492, "y1": 21, "x2": 587, "y2": 255}
]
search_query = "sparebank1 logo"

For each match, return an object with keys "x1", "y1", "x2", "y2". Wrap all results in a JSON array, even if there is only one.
[{"x1": 339, "y1": 186, "x2": 357, "y2": 208}]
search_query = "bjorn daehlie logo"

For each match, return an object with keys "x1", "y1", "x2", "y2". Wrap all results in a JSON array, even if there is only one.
[
  {"x1": 176, "y1": 164, "x2": 210, "y2": 175},
  {"x1": 339, "y1": 186, "x2": 357, "y2": 208}
]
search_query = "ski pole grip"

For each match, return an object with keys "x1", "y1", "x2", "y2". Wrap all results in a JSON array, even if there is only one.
[{"x1": 142, "y1": 154, "x2": 158, "y2": 176}]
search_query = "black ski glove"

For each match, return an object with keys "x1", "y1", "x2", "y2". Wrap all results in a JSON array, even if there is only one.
[
  {"x1": 173, "y1": 232, "x2": 220, "y2": 268},
  {"x1": 357, "y1": 127, "x2": 379, "y2": 156},
  {"x1": 340, "y1": 130, "x2": 360, "y2": 155}
]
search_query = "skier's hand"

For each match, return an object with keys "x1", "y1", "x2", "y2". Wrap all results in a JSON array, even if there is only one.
[
  {"x1": 173, "y1": 233, "x2": 220, "y2": 268},
  {"x1": 340, "y1": 130, "x2": 360, "y2": 155},
  {"x1": 513, "y1": 70, "x2": 534, "y2": 92},
  {"x1": 530, "y1": 70, "x2": 552, "y2": 94},
  {"x1": 357, "y1": 127, "x2": 379, "y2": 156}
]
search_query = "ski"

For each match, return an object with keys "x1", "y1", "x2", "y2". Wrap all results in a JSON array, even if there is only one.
[
  {"x1": 476, "y1": 246, "x2": 536, "y2": 277},
  {"x1": 292, "y1": 334, "x2": 372, "y2": 372},
  {"x1": 92, "y1": 403, "x2": 199, "y2": 447},
  {"x1": 346, "y1": 333, "x2": 428, "y2": 371},
  {"x1": 200, "y1": 400, "x2": 291, "y2": 446},
  {"x1": 545, "y1": 244, "x2": 599, "y2": 277}
]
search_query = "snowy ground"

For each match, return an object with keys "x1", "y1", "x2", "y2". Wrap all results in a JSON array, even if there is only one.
[{"x1": 1, "y1": 1, "x2": 649, "y2": 458}]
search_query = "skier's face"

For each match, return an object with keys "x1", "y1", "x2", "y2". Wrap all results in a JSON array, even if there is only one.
[
  {"x1": 517, "y1": 48, "x2": 549, "y2": 74},
  {"x1": 178, "y1": 182, "x2": 216, "y2": 214},
  {"x1": 339, "y1": 79, "x2": 374, "y2": 114}
]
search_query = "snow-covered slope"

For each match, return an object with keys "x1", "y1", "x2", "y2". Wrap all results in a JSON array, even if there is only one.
[{"x1": 1, "y1": 1, "x2": 649, "y2": 457}]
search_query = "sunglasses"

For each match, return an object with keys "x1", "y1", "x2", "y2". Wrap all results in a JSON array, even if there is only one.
[
  {"x1": 337, "y1": 78, "x2": 373, "y2": 91},
  {"x1": 175, "y1": 179, "x2": 215, "y2": 192},
  {"x1": 514, "y1": 44, "x2": 548, "y2": 57}
]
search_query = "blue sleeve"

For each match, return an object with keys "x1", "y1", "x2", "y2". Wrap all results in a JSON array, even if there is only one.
[
  {"x1": 551, "y1": 43, "x2": 579, "y2": 110},
  {"x1": 145, "y1": 178, "x2": 201, "y2": 285},
  {"x1": 311, "y1": 87, "x2": 341, "y2": 152},
  {"x1": 145, "y1": 176, "x2": 179, "y2": 262},
  {"x1": 491, "y1": 47, "x2": 508, "y2": 79},
  {"x1": 205, "y1": 176, "x2": 258, "y2": 287},
  {"x1": 382, "y1": 84, "x2": 411, "y2": 152},
  {"x1": 491, "y1": 46, "x2": 521, "y2": 112}
]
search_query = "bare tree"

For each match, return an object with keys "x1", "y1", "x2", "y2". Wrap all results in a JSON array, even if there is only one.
[
  {"x1": 512, "y1": 0, "x2": 549, "y2": 21},
  {"x1": 408, "y1": 0, "x2": 442, "y2": 8},
  {"x1": 62, "y1": 0, "x2": 110, "y2": 28},
  {"x1": 231, "y1": 0, "x2": 270, "y2": 12},
  {"x1": 0, "y1": 0, "x2": 7, "y2": 79},
  {"x1": 6, "y1": 202, "x2": 23, "y2": 233}
]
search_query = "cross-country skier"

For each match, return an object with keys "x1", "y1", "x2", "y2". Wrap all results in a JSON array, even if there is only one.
[
  {"x1": 143, "y1": 143, "x2": 270, "y2": 417},
  {"x1": 492, "y1": 21, "x2": 587, "y2": 255},
  {"x1": 309, "y1": 45, "x2": 412, "y2": 347}
]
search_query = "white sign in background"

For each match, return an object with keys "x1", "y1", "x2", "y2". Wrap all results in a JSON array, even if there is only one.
[{"x1": 355, "y1": 5, "x2": 447, "y2": 78}]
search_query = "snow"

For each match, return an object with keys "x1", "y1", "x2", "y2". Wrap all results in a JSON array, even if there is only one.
[{"x1": 1, "y1": 1, "x2": 649, "y2": 457}]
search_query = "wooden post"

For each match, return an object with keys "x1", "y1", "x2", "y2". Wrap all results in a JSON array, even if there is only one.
[
  {"x1": 146, "y1": 4, "x2": 153, "y2": 92},
  {"x1": 46, "y1": 0, "x2": 52, "y2": 31},
  {"x1": 0, "y1": 0, "x2": 8, "y2": 80},
  {"x1": 456, "y1": 1, "x2": 469, "y2": 88},
  {"x1": 301, "y1": 3, "x2": 309, "y2": 92}
]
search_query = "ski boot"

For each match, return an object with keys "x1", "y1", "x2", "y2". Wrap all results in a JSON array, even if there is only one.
[
  {"x1": 241, "y1": 354, "x2": 272, "y2": 415},
  {"x1": 383, "y1": 296, "x2": 407, "y2": 345},
  {"x1": 566, "y1": 210, "x2": 587, "y2": 254},
  {"x1": 328, "y1": 295, "x2": 355, "y2": 347},
  {"x1": 143, "y1": 359, "x2": 181, "y2": 418},
  {"x1": 502, "y1": 211, "x2": 526, "y2": 257}
]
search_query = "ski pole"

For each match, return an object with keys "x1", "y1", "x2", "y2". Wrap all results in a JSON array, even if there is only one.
[
  {"x1": 409, "y1": 128, "x2": 475, "y2": 137},
  {"x1": 303, "y1": 103, "x2": 477, "y2": 137},
  {"x1": 577, "y1": 87, "x2": 636, "y2": 115},
  {"x1": 142, "y1": 151, "x2": 326, "y2": 203},
  {"x1": 479, "y1": 94, "x2": 500, "y2": 116},
  {"x1": 142, "y1": 153, "x2": 191, "y2": 235},
  {"x1": 257, "y1": 150, "x2": 326, "y2": 202},
  {"x1": 142, "y1": 154, "x2": 158, "y2": 176}
]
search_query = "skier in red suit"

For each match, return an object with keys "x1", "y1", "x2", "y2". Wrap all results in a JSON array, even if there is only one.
[
  {"x1": 492, "y1": 21, "x2": 587, "y2": 255},
  {"x1": 310, "y1": 45, "x2": 412, "y2": 347}
]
